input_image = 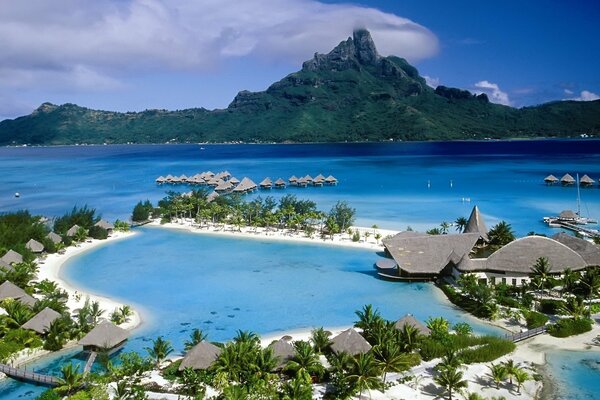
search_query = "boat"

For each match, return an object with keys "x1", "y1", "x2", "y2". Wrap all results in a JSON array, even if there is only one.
[{"x1": 544, "y1": 174, "x2": 597, "y2": 225}]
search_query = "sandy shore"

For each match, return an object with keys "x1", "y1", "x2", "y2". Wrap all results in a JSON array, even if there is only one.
[
  {"x1": 36, "y1": 230, "x2": 142, "y2": 331},
  {"x1": 148, "y1": 219, "x2": 396, "y2": 251}
]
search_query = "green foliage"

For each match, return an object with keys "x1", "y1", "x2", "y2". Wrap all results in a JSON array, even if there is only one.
[
  {"x1": 420, "y1": 335, "x2": 515, "y2": 363},
  {"x1": 539, "y1": 299, "x2": 566, "y2": 315},
  {"x1": 488, "y1": 221, "x2": 516, "y2": 247},
  {"x1": 439, "y1": 284, "x2": 497, "y2": 319},
  {"x1": 0, "y1": 211, "x2": 47, "y2": 262},
  {"x1": 35, "y1": 389, "x2": 61, "y2": 400},
  {"x1": 87, "y1": 225, "x2": 108, "y2": 240},
  {"x1": 329, "y1": 201, "x2": 356, "y2": 232},
  {"x1": 161, "y1": 359, "x2": 183, "y2": 381},
  {"x1": 53, "y1": 206, "x2": 99, "y2": 234},
  {"x1": 132, "y1": 200, "x2": 153, "y2": 222},
  {"x1": 524, "y1": 311, "x2": 549, "y2": 329},
  {"x1": 548, "y1": 318, "x2": 593, "y2": 337},
  {"x1": 113, "y1": 220, "x2": 130, "y2": 231},
  {"x1": 146, "y1": 336, "x2": 174, "y2": 367}
]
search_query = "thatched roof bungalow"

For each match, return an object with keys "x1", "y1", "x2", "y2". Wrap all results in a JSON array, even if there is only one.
[
  {"x1": 0, "y1": 281, "x2": 37, "y2": 307},
  {"x1": 268, "y1": 338, "x2": 296, "y2": 370},
  {"x1": 288, "y1": 175, "x2": 298, "y2": 184},
  {"x1": 330, "y1": 328, "x2": 371, "y2": 355},
  {"x1": 22, "y1": 307, "x2": 61, "y2": 334},
  {"x1": 155, "y1": 176, "x2": 166, "y2": 184},
  {"x1": 95, "y1": 220, "x2": 114, "y2": 233},
  {"x1": 313, "y1": 174, "x2": 325, "y2": 186},
  {"x1": 394, "y1": 314, "x2": 431, "y2": 336},
  {"x1": 325, "y1": 175, "x2": 338, "y2": 185},
  {"x1": 259, "y1": 178, "x2": 273, "y2": 189},
  {"x1": 580, "y1": 174, "x2": 595, "y2": 187},
  {"x1": 274, "y1": 178, "x2": 286, "y2": 188},
  {"x1": 79, "y1": 321, "x2": 129, "y2": 352},
  {"x1": 1, "y1": 249, "x2": 23, "y2": 265},
  {"x1": 558, "y1": 210, "x2": 578, "y2": 221},
  {"x1": 560, "y1": 173, "x2": 575, "y2": 185},
  {"x1": 233, "y1": 177, "x2": 257, "y2": 193},
  {"x1": 26, "y1": 239, "x2": 44, "y2": 253},
  {"x1": 229, "y1": 177, "x2": 240, "y2": 185},
  {"x1": 178, "y1": 341, "x2": 222, "y2": 371},
  {"x1": 544, "y1": 174, "x2": 558, "y2": 184},
  {"x1": 46, "y1": 232, "x2": 62, "y2": 245},
  {"x1": 215, "y1": 181, "x2": 234, "y2": 192},
  {"x1": 66, "y1": 225, "x2": 82, "y2": 237},
  {"x1": 206, "y1": 191, "x2": 220, "y2": 203}
]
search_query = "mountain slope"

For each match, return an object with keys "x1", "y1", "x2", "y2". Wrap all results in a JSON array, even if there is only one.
[{"x1": 1, "y1": 29, "x2": 599, "y2": 145}]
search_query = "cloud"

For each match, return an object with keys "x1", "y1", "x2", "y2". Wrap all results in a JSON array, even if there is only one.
[
  {"x1": 473, "y1": 80, "x2": 511, "y2": 106},
  {"x1": 563, "y1": 89, "x2": 574, "y2": 95},
  {"x1": 0, "y1": 0, "x2": 439, "y2": 92},
  {"x1": 566, "y1": 90, "x2": 600, "y2": 101},
  {"x1": 423, "y1": 75, "x2": 440, "y2": 88}
]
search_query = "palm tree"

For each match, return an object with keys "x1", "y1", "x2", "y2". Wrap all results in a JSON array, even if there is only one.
[
  {"x1": 184, "y1": 328, "x2": 208, "y2": 351},
  {"x1": 488, "y1": 363, "x2": 507, "y2": 389},
  {"x1": 56, "y1": 363, "x2": 84, "y2": 395},
  {"x1": 487, "y1": 221, "x2": 515, "y2": 247},
  {"x1": 560, "y1": 296, "x2": 590, "y2": 319},
  {"x1": 436, "y1": 350, "x2": 464, "y2": 373},
  {"x1": 514, "y1": 368, "x2": 530, "y2": 393},
  {"x1": 281, "y1": 376, "x2": 313, "y2": 400},
  {"x1": 373, "y1": 341, "x2": 411, "y2": 382},
  {"x1": 562, "y1": 268, "x2": 580, "y2": 294},
  {"x1": 89, "y1": 300, "x2": 105, "y2": 325},
  {"x1": 579, "y1": 267, "x2": 600, "y2": 300},
  {"x1": 233, "y1": 329, "x2": 260, "y2": 346},
  {"x1": 44, "y1": 316, "x2": 72, "y2": 351},
  {"x1": 455, "y1": 217, "x2": 468, "y2": 233},
  {"x1": 502, "y1": 359, "x2": 518, "y2": 385},
  {"x1": 426, "y1": 317, "x2": 450, "y2": 340},
  {"x1": 310, "y1": 327, "x2": 332, "y2": 354},
  {"x1": 146, "y1": 336, "x2": 173, "y2": 367},
  {"x1": 530, "y1": 257, "x2": 552, "y2": 294},
  {"x1": 345, "y1": 352, "x2": 383, "y2": 399},
  {"x1": 354, "y1": 304, "x2": 381, "y2": 332},
  {"x1": 397, "y1": 323, "x2": 421, "y2": 352},
  {"x1": 434, "y1": 367, "x2": 467, "y2": 400},
  {"x1": 285, "y1": 340, "x2": 324, "y2": 384}
]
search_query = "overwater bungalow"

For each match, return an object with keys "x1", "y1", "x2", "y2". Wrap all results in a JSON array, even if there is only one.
[
  {"x1": 179, "y1": 341, "x2": 222, "y2": 371},
  {"x1": 394, "y1": 314, "x2": 431, "y2": 336},
  {"x1": 543, "y1": 174, "x2": 558, "y2": 185},
  {"x1": 170, "y1": 176, "x2": 182, "y2": 184},
  {"x1": 207, "y1": 177, "x2": 222, "y2": 187},
  {"x1": 66, "y1": 224, "x2": 81, "y2": 237},
  {"x1": 22, "y1": 307, "x2": 61, "y2": 335},
  {"x1": 580, "y1": 174, "x2": 595, "y2": 187},
  {"x1": 215, "y1": 180, "x2": 234, "y2": 192},
  {"x1": 46, "y1": 232, "x2": 62, "y2": 245},
  {"x1": 26, "y1": 239, "x2": 44, "y2": 253},
  {"x1": 288, "y1": 175, "x2": 298, "y2": 185},
  {"x1": 155, "y1": 176, "x2": 166, "y2": 184},
  {"x1": 296, "y1": 177, "x2": 308, "y2": 187},
  {"x1": 179, "y1": 175, "x2": 189, "y2": 182},
  {"x1": 1, "y1": 249, "x2": 23, "y2": 265},
  {"x1": 259, "y1": 177, "x2": 273, "y2": 189},
  {"x1": 303, "y1": 174, "x2": 314, "y2": 183},
  {"x1": 229, "y1": 176, "x2": 240, "y2": 185},
  {"x1": 165, "y1": 174, "x2": 175, "y2": 183},
  {"x1": 95, "y1": 220, "x2": 114, "y2": 234},
  {"x1": 0, "y1": 281, "x2": 37, "y2": 307},
  {"x1": 274, "y1": 178, "x2": 286, "y2": 189},
  {"x1": 325, "y1": 175, "x2": 338, "y2": 185},
  {"x1": 330, "y1": 328, "x2": 371, "y2": 356},
  {"x1": 268, "y1": 338, "x2": 295, "y2": 370},
  {"x1": 313, "y1": 174, "x2": 325, "y2": 186},
  {"x1": 233, "y1": 177, "x2": 257, "y2": 193},
  {"x1": 79, "y1": 321, "x2": 129, "y2": 354},
  {"x1": 560, "y1": 173, "x2": 575, "y2": 185}
]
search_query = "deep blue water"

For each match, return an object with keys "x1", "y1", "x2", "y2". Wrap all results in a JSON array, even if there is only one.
[{"x1": 1, "y1": 140, "x2": 600, "y2": 398}]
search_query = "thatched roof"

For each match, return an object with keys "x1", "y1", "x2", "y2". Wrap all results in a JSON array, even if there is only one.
[
  {"x1": 233, "y1": 177, "x2": 257, "y2": 192},
  {"x1": 394, "y1": 314, "x2": 431, "y2": 336},
  {"x1": 461, "y1": 236, "x2": 587, "y2": 274},
  {"x1": 274, "y1": 178, "x2": 286, "y2": 186},
  {"x1": 561, "y1": 173, "x2": 575, "y2": 183},
  {"x1": 47, "y1": 232, "x2": 62, "y2": 245},
  {"x1": 229, "y1": 177, "x2": 240, "y2": 185},
  {"x1": 382, "y1": 233, "x2": 480, "y2": 275},
  {"x1": 552, "y1": 232, "x2": 600, "y2": 266},
  {"x1": 580, "y1": 174, "x2": 594, "y2": 184},
  {"x1": 1, "y1": 249, "x2": 23, "y2": 265},
  {"x1": 215, "y1": 181, "x2": 233, "y2": 192},
  {"x1": 0, "y1": 281, "x2": 37, "y2": 307},
  {"x1": 259, "y1": 177, "x2": 273, "y2": 187},
  {"x1": 375, "y1": 258, "x2": 397, "y2": 270},
  {"x1": 179, "y1": 341, "x2": 222, "y2": 370},
  {"x1": 464, "y1": 206, "x2": 488, "y2": 241},
  {"x1": 26, "y1": 239, "x2": 44, "y2": 253},
  {"x1": 206, "y1": 191, "x2": 219, "y2": 203},
  {"x1": 314, "y1": 174, "x2": 326, "y2": 182},
  {"x1": 95, "y1": 220, "x2": 114, "y2": 230},
  {"x1": 0, "y1": 259, "x2": 12, "y2": 272},
  {"x1": 558, "y1": 210, "x2": 577, "y2": 220},
  {"x1": 325, "y1": 175, "x2": 338, "y2": 183},
  {"x1": 165, "y1": 174, "x2": 175, "y2": 181},
  {"x1": 22, "y1": 307, "x2": 61, "y2": 334},
  {"x1": 303, "y1": 175, "x2": 313, "y2": 182},
  {"x1": 66, "y1": 224, "x2": 81, "y2": 237},
  {"x1": 330, "y1": 328, "x2": 371, "y2": 355},
  {"x1": 544, "y1": 174, "x2": 558, "y2": 183},
  {"x1": 268, "y1": 338, "x2": 295, "y2": 369},
  {"x1": 79, "y1": 321, "x2": 129, "y2": 349},
  {"x1": 288, "y1": 175, "x2": 298, "y2": 182}
]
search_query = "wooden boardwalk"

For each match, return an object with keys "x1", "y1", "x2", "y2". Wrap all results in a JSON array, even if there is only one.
[
  {"x1": 0, "y1": 363, "x2": 59, "y2": 386},
  {"x1": 83, "y1": 351, "x2": 97, "y2": 374},
  {"x1": 505, "y1": 325, "x2": 547, "y2": 343}
]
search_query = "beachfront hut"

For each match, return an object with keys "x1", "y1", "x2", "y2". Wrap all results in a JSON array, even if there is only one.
[
  {"x1": 79, "y1": 321, "x2": 129, "y2": 353},
  {"x1": 1, "y1": 249, "x2": 23, "y2": 265},
  {"x1": 215, "y1": 180, "x2": 234, "y2": 192},
  {"x1": 206, "y1": 191, "x2": 219, "y2": 203},
  {"x1": 66, "y1": 225, "x2": 81, "y2": 237},
  {"x1": 259, "y1": 177, "x2": 273, "y2": 189},
  {"x1": 463, "y1": 205, "x2": 489, "y2": 243},
  {"x1": 22, "y1": 307, "x2": 61, "y2": 334},
  {"x1": 560, "y1": 173, "x2": 575, "y2": 186},
  {"x1": 155, "y1": 176, "x2": 166, "y2": 184},
  {"x1": 26, "y1": 239, "x2": 44, "y2": 253},
  {"x1": 543, "y1": 174, "x2": 558, "y2": 185},
  {"x1": 233, "y1": 177, "x2": 257, "y2": 193},
  {"x1": 268, "y1": 338, "x2": 296, "y2": 370},
  {"x1": 0, "y1": 259, "x2": 12, "y2": 272},
  {"x1": 207, "y1": 177, "x2": 221, "y2": 186},
  {"x1": 179, "y1": 341, "x2": 222, "y2": 371},
  {"x1": 580, "y1": 174, "x2": 594, "y2": 187},
  {"x1": 0, "y1": 281, "x2": 37, "y2": 307},
  {"x1": 229, "y1": 176, "x2": 240, "y2": 185},
  {"x1": 47, "y1": 232, "x2": 62, "y2": 245},
  {"x1": 330, "y1": 328, "x2": 371, "y2": 356},
  {"x1": 95, "y1": 220, "x2": 114, "y2": 234},
  {"x1": 313, "y1": 174, "x2": 326, "y2": 186},
  {"x1": 288, "y1": 175, "x2": 298, "y2": 185},
  {"x1": 394, "y1": 314, "x2": 431, "y2": 336},
  {"x1": 325, "y1": 175, "x2": 338, "y2": 185},
  {"x1": 274, "y1": 178, "x2": 286, "y2": 189}
]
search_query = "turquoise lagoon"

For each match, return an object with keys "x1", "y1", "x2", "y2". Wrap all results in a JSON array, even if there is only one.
[{"x1": 1, "y1": 140, "x2": 600, "y2": 398}]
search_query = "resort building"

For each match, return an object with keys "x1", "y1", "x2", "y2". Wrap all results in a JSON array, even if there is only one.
[
  {"x1": 66, "y1": 224, "x2": 81, "y2": 237},
  {"x1": 268, "y1": 338, "x2": 296, "y2": 370},
  {"x1": 178, "y1": 341, "x2": 222, "y2": 371},
  {"x1": 394, "y1": 314, "x2": 431, "y2": 336},
  {"x1": 46, "y1": 232, "x2": 62, "y2": 245},
  {"x1": 0, "y1": 281, "x2": 37, "y2": 307},
  {"x1": 22, "y1": 307, "x2": 61, "y2": 334},
  {"x1": 79, "y1": 321, "x2": 129, "y2": 354},
  {"x1": 378, "y1": 206, "x2": 600, "y2": 286},
  {"x1": 95, "y1": 220, "x2": 114, "y2": 234},
  {"x1": 26, "y1": 239, "x2": 45, "y2": 253},
  {"x1": 1, "y1": 249, "x2": 23, "y2": 265},
  {"x1": 330, "y1": 328, "x2": 371, "y2": 355}
]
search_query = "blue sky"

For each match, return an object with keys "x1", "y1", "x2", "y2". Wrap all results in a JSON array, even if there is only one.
[{"x1": 1, "y1": 0, "x2": 598, "y2": 121}]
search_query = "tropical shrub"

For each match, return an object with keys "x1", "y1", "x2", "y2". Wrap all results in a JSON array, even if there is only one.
[
  {"x1": 132, "y1": 200, "x2": 152, "y2": 222},
  {"x1": 524, "y1": 311, "x2": 549, "y2": 329},
  {"x1": 88, "y1": 226, "x2": 108, "y2": 240},
  {"x1": 548, "y1": 318, "x2": 592, "y2": 338},
  {"x1": 539, "y1": 299, "x2": 565, "y2": 315}
]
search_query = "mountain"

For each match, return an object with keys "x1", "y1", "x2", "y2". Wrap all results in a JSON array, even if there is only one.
[{"x1": 1, "y1": 29, "x2": 599, "y2": 145}]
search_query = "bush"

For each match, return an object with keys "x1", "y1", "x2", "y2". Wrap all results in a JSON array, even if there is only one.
[
  {"x1": 497, "y1": 296, "x2": 521, "y2": 308},
  {"x1": 438, "y1": 284, "x2": 495, "y2": 319},
  {"x1": 539, "y1": 299, "x2": 565, "y2": 315},
  {"x1": 525, "y1": 311, "x2": 549, "y2": 329},
  {"x1": 162, "y1": 359, "x2": 183, "y2": 381},
  {"x1": 35, "y1": 389, "x2": 61, "y2": 400},
  {"x1": 0, "y1": 340, "x2": 23, "y2": 363},
  {"x1": 132, "y1": 200, "x2": 153, "y2": 222},
  {"x1": 351, "y1": 231, "x2": 360, "y2": 242},
  {"x1": 459, "y1": 336, "x2": 515, "y2": 363},
  {"x1": 548, "y1": 318, "x2": 592, "y2": 338},
  {"x1": 88, "y1": 225, "x2": 108, "y2": 240}
]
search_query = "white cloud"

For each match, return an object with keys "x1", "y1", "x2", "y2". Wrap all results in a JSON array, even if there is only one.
[
  {"x1": 567, "y1": 90, "x2": 600, "y2": 101},
  {"x1": 423, "y1": 75, "x2": 440, "y2": 88},
  {"x1": 473, "y1": 80, "x2": 511, "y2": 106},
  {"x1": 564, "y1": 89, "x2": 574, "y2": 95},
  {"x1": 0, "y1": 0, "x2": 439, "y2": 92}
]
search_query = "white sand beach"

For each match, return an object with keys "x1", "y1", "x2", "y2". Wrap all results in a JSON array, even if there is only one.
[{"x1": 36, "y1": 230, "x2": 142, "y2": 331}]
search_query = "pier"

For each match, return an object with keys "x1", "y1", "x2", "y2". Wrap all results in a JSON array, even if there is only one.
[
  {"x1": 0, "y1": 363, "x2": 59, "y2": 386},
  {"x1": 545, "y1": 219, "x2": 600, "y2": 239},
  {"x1": 505, "y1": 326, "x2": 547, "y2": 343}
]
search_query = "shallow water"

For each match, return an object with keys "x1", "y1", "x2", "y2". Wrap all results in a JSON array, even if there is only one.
[{"x1": 545, "y1": 350, "x2": 600, "y2": 399}]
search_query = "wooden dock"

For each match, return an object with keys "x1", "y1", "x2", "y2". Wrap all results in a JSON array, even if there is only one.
[
  {"x1": 0, "y1": 363, "x2": 59, "y2": 386},
  {"x1": 504, "y1": 325, "x2": 547, "y2": 343},
  {"x1": 83, "y1": 351, "x2": 97, "y2": 374},
  {"x1": 547, "y1": 220, "x2": 600, "y2": 239}
]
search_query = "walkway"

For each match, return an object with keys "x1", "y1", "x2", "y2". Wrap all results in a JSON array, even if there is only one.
[
  {"x1": 0, "y1": 363, "x2": 59, "y2": 386},
  {"x1": 505, "y1": 325, "x2": 548, "y2": 343}
]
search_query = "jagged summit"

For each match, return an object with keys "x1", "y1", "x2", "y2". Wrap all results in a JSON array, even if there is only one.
[{"x1": 302, "y1": 29, "x2": 380, "y2": 72}]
